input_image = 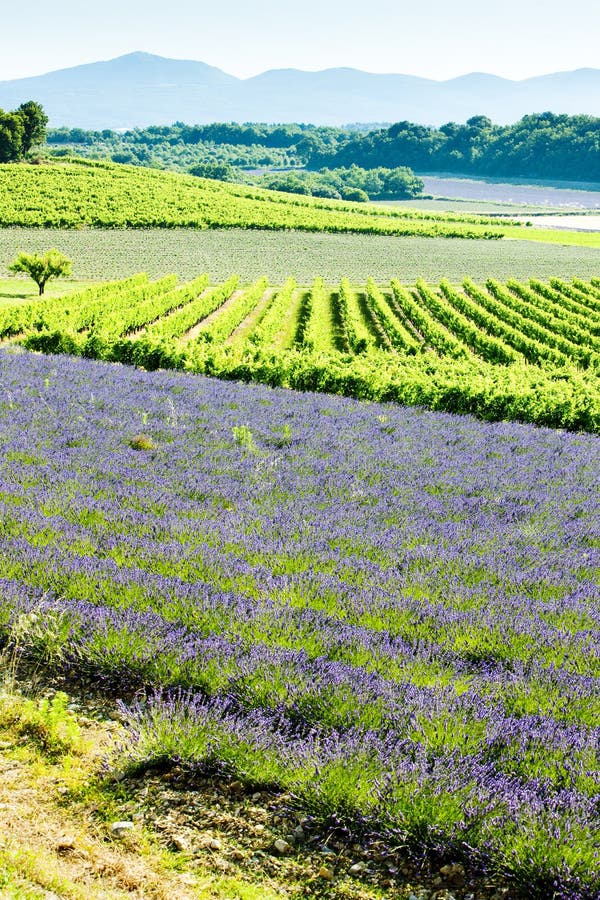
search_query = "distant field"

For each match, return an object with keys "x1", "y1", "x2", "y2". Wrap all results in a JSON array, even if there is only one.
[
  {"x1": 374, "y1": 173, "x2": 600, "y2": 216},
  {"x1": 1, "y1": 228, "x2": 600, "y2": 284},
  {"x1": 373, "y1": 198, "x2": 581, "y2": 214},
  {"x1": 510, "y1": 214, "x2": 600, "y2": 232},
  {"x1": 3, "y1": 161, "x2": 600, "y2": 261},
  {"x1": 418, "y1": 174, "x2": 600, "y2": 208}
]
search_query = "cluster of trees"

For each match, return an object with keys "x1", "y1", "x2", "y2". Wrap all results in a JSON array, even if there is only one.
[
  {"x1": 0, "y1": 101, "x2": 48, "y2": 163},
  {"x1": 184, "y1": 158, "x2": 423, "y2": 201},
  {"x1": 308, "y1": 113, "x2": 600, "y2": 181},
  {"x1": 189, "y1": 161, "x2": 233, "y2": 181},
  {"x1": 42, "y1": 111, "x2": 600, "y2": 184},
  {"x1": 45, "y1": 123, "x2": 364, "y2": 173},
  {"x1": 47, "y1": 122, "x2": 353, "y2": 150},
  {"x1": 255, "y1": 165, "x2": 423, "y2": 201}
]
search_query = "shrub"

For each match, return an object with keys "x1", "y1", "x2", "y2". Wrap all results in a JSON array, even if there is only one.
[{"x1": 129, "y1": 434, "x2": 155, "y2": 451}]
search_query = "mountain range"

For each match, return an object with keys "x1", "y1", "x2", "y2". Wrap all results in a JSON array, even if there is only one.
[{"x1": 1, "y1": 52, "x2": 599, "y2": 129}]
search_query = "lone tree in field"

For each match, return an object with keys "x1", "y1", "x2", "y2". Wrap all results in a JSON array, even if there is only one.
[{"x1": 8, "y1": 250, "x2": 72, "y2": 295}]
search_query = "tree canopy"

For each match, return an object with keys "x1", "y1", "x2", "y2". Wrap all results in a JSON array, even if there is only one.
[
  {"x1": 307, "y1": 113, "x2": 600, "y2": 181},
  {"x1": 258, "y1": 165, "x2": 423, "y2": 201},
  {"x1": 0, "y1": 101, "x2": 48, "y2": 162},
  {"x1": 189, "y1": 161, "x2": 233, "y2": 181},
  {"x1": 8, "y1": 249, "x2": 72, "y2": 295}
]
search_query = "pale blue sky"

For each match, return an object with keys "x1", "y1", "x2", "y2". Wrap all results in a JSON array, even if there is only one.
[{"x1": 2, "y1": 0, "x2": 599, "y2": 82}]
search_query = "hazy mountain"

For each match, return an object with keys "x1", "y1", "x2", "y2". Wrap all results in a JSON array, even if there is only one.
[{"x1": 0, "y1": 52, "x2": 599, "y2": 128}]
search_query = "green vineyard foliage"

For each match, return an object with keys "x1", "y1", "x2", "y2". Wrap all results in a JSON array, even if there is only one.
[
  {"x1": 0, "y1": 158, "x2": 509, "y2": 239},
  {"x1": 15, "y1": 271, "x2": 600, "y2": 433}
]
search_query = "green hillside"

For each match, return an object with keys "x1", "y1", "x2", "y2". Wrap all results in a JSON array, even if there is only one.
[{"x1": 0, "y1": 158, "x2": 510, "y2": 237}]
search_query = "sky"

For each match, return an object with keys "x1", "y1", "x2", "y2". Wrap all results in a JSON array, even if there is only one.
[{"x1": 1, "y1": 0, "x2": 599, "y2": 83}]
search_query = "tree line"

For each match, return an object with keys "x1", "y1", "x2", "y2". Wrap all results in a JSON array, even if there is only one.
[
  {"x1": 307, "y1": 113, "x2": 600, "y2": 181},
  {"x1": 47, "y1": 122, "x2": 353, "y2": 151},
  {"x1": 46, "y1": 122, "x2": 358, "y2": 174},
  {"x1": 46, "y1": 113, "x2": 600, "y2": 183}
]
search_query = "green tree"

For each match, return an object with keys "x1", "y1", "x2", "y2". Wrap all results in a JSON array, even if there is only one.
[
  {"x1": 189, "y1": 162, "x2": 232, "y2": 181},
  {"x1": 8, "y1": 250, "x2": 72, "y2": 295},
  {"x1": 262, "y1": 173, "x2": 311, "y2": 194},
  {"x1": 17, "y1": 101, "x2": 48, "y2": 155},
  {"x1": 379, "y1": 167, "x2": 424, "y2": 199},
  {"x1": 0, "y1": 111, "x2": 24, "y2": 162},
  {"x1": 312, "y1": 184, "x2": 342, "y2": 199},
  {"x1": 340, "y1": 187, "x2": 369, "y2": 202},
  {"x1": 0, "y1": 101, "x2": 47, "y2": 162}
]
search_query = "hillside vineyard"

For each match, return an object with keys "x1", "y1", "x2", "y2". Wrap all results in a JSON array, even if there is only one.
[
  {"x1": 7, "y1": 273, "x2": 600, "y2": 432},
  {"x1": 0, "y1": 158, "x2": 508, "y2": 236}
]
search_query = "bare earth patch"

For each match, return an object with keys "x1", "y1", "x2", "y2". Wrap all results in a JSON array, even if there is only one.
[
  {"x1": 514, "y1": 214, "x2": 600, "y2": 231},
  {"x1": 0, "y1": 714, "x2": 200, "y2": 899},
  {"x1": 182, "y1": 289, "x2": 244, "y2": 343}
]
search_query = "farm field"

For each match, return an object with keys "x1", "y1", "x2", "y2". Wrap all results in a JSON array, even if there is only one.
[
  {"x1": 2, "y1": 158, "x2": 600, "y2": 250},
  {"x1": 9, "y1": 271, "x2": 600, "y2": 433},
  {"x1": 0, "y1": 348, "x2": 598, "y2": 899},
  {"x1": 1, "y1": 152, "x2": 599, "y2": 900},
  {"x1": 373, "y1": 197, "x2": 584, "y2": 214},
  {"x1": 373, "y1": 175, "x2": 600, "y2": 216},
  {"x1": 417, "y1": 175, "x2": 600, "y2": 209},
  {"x1": 0, "y1": 159, "x2": 509, "y2": 238},
  {"x1": 2, "y1": 228, "x2": 600, "y2": 283}
]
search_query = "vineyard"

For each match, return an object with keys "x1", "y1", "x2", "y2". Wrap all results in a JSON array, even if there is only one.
[
  {"x1": 8, "y1": 271, "x2": 600, "y2": 432},
  {"x1": 0, "y1": 158, "x2": 511, "y2": 237}
]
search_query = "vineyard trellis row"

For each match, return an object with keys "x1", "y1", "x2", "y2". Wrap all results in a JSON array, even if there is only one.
[{"x1": 13, "y1": 273, "x2": 600, "y2": 433}]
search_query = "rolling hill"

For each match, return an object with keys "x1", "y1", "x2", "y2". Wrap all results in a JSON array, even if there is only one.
[{"x1": 0, "y1": 158, "x2": 508, "y2": 237}]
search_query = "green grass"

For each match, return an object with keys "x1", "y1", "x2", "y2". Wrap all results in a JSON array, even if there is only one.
[
  {"x1": 0, "y1": 277, "x2": 96, "y2": 303},
  {"x1": 503, "y1": 225, "x2": 600, "y2": 247},
  {"x1": 1, "y1": 228, "x2": 599, "y2": 285}
]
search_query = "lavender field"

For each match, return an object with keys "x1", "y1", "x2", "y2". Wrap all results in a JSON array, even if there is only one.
[{"x1": 0, "y1": 348, "x2": 599, "y2": 898}]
